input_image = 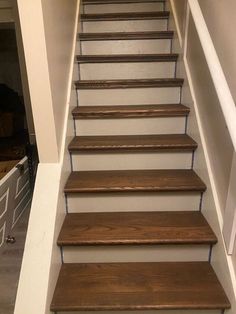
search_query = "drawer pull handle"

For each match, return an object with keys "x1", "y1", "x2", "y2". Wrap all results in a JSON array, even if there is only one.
[
  {"x1": 16, "y1": 164, "x2": 25, "y2": 174},
  {"x1": 6, "y1": 235, "x2": 16, "y2": 244}
]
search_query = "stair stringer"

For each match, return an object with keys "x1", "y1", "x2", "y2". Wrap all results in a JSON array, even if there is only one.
[{"x1": 166, "y1": 1, "x2": 236, "y2": 313}]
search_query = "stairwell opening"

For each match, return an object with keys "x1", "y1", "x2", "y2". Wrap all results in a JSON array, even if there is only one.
[{"x1": 0, "y1": 22, "x2": 38, "y2": 314}]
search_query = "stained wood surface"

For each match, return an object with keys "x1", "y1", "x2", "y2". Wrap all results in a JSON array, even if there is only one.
[
  {"x1": 79, "y1": 31, "x2": 174, "y2": 41},
  {"x1": 81, "y1": 11, "x2": 169, "y2": 21},
  {"x1": 52, "y1": 0, "x2": 230, "y2": 311},
  {"x1": 83, "y1": 0, "x2": 165, "y2": 4},
  {"x1": 76, "y1": 53, "x2": 178, "y2": 63},
  {"x1": 75, "y1": 78, "x2": 184, "y2": 89},
  {"x1": 72, "y1": 104, "x2": 190, "y2": 119},
  {"x1": 51, "y1": 262, "x2": 230, "y2": 311},
  {"x1": 68, "y1": 134, "x2": 197, "y2": 153},
  {"x1": 58, "y1": 211, "x2": 217, "y2": 246},
  {"x1": 64, "y1": 169, "x2": 206, "y2": 193}
]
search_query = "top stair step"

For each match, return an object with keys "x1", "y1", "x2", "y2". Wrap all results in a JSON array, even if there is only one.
[
  {"x1": 76, "y1": 53, "x2": 178, "y2": 63},
  {"x1": 79, "y1": 31, "x2": 173, "y2": 41},
  {"x1": 81, "y1": 11, "x2": 169, "y2": 21}
]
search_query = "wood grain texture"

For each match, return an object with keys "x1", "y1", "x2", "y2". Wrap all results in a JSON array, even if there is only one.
[
  {"x1": 76, "y1": 53, "x2": 178, "y2": 63},
  {"x1": 75, "y1": 78, "x2": 184, "y2": 89},
  {"x1": 68, "y1": 134, "x2": 197, "y2": 153},
  {"x1": 81, "y1": 11, "x2": 169, "y2": 21},
  {"x1": 72, "y1": 104, "x2": 190, "y2": 119},
  {"x1": 78, "y1": 31, "x2": 174, "y2": 41},
  {"x1": 83, "y1": 0, "x2": 165, "y2": 4},
  {"x1": 50, "y1": 262, "x2": 230, "y2": 311},
  {"x1": 64, "y1": 169, "x2": 206, "y2": 193},
  {"x1": 58, "y1": 211, "x2": 217, "y2": 246}
]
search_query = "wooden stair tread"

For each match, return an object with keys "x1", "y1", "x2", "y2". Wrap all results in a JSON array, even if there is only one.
[
  {"x1": 75, "y1": 78, "x2": 184, "y2": 89},
  {"x1": 51, "y1": 262, "x2": 230, "y2": 311},
  {"x1": 68, "y1": 134, "x2": 197, "y2": 152},
  {"x1": 72, "y1": 104, "x2": 190, "y2": 119},
  {"x1": 81, "y1": 11, "x2": 169, "y2": 21},
  {"x1": 79, "y1": 31, "x2": 174, "y2": 41},
  {"x1": 58, "y1": 211, "x2": 217, "y2": 246},
  {"x1": 83, "y1": 0, "x2": 165, "y2": 4},
  {"x1": 64, "y1": 169, "x2": 206, "y2": 193},
  {"x1": 76, "y1": 53, "x2": 178, "y2": 63}
]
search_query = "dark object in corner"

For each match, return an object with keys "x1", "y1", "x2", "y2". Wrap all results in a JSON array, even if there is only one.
[
  {"x1": 0, "y1": 84, "x2": 24, "y2": 113},
  {"x1": 0, "y1": 84, "x2": 25, "y2": 138}
]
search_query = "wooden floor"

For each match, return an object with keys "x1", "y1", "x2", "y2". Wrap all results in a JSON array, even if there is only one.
[{"x1": 0, "y1": 206, "x2": 30, "y2": 314}]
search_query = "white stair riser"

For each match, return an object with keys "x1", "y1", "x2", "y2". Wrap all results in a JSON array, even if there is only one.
[
  {"x1": 83, "y1": 2, "x2": 165, "y2": 14},
  {"x1": 81, "y1": 39, "x2": 171, "y2": 55},
  {"x1": 62, "y1": 244, "x2": 210, "y2": 263},
  {"x1": 75, "y1": 117, "x2": 186, "y2": 135},
  {"x1": 61, "y1": 310, "x2": 220, "y2": 314},
  {"x1": 71, "y1": 152, "x2": 193, "y2": 170},
  {"x1": 82, "y1": 19, "x2": 168, "y2": 33},
  {"x1": 78, "y1": 87, "x2": 181, "y2": 106},
  {"x1": 79, "y1": 62, "x2": 176, "y2": 80},
  {"x1": 66, "y1": 192, "x2": 202, "y2": 213}
]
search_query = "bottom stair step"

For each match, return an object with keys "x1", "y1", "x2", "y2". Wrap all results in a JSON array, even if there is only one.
[{"x1": 51, "y1": 262, "x2": 230, "y2": 312}]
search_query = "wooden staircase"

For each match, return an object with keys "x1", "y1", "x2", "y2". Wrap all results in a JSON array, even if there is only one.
[{"x1": 51, "y1": 0, "x2": 230, "y2": 312}]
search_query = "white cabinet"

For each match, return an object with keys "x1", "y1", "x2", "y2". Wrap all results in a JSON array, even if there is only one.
[{"x1": 0, "y1": 156, "x2": 31, "y2": 250}]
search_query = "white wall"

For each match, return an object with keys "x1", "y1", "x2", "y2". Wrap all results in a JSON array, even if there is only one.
[
  {"x1": 41, "y1": 0, "x2": 77, "y2": 153},
  {"x1": 198, "y1": 0, "x2": 236, "y2": 104},
  {"x1": 16, "y1": 0, "x2": 78, "y2": 162},
  {"x1": 171, "y1": 0, "x2": 186, "y2": 41},
  {"x1": 171, "y1": 0, "x2": 234, "y2": 216},
  {"x1": 185, "y1": 15, "x2": 234, "y2": 215},
  {"x1": 183, "y1": 14, "x2": 235, "y2": 311},
  {"x1": 14, "y1": 0, "x2": 79, "y2": 314},
  {"x1": 167, "y1": 1, "x2": 236, "y2": 311}
]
